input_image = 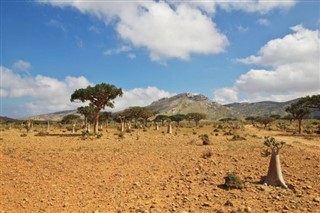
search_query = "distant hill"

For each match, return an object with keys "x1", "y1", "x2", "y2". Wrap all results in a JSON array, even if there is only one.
[
  {"x1": 0, "y1": 116, "x2": 23, "y2": 123},
  {"x1": 224, "y1": 99, "x2": 298, "y2": 118},
  {"x1": 147, "y1": 93, "x2": 235, "y2": 120},
  {"x1": 17, "y1": 93, "x2": 305, "y2": 121},
  {"x1": 22, "y1": 109, "x2": 77, "y2": 121}
]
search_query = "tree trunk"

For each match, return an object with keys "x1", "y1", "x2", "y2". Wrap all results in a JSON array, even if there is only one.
[
  {"x1": 86, "y1": 123, "x2": 90, "y2": 133},
  {"x1": 47, "y1": 121, "x2": 50, "y2": 132},
  {"x1": 94, "y1": 112, "x2": 99, "y2": 134},
  {"x1": 155, "y1": 123, "x2": 159, "y2": 131},
  {"x1": 167, "y1": 122, "x2": 172, "y2": 134},
  {"x1": 72, "y1": 124, "x2": 76, "y2": 133},
  {"x1": 27, "y1": 121, "x2": 33, "y2": 133},
  {"x1": 84, "y1": 117, "x2": 88, "y2": 128},
  {"x1": 298, "y1": 119, "x2": 302, "y2": 134},
  {"x1": 264, "y1": 149, "x2": 288, "y2": 189},
  {"x1": 121, "y1": 121, "x2": 125, "y2": 133}
]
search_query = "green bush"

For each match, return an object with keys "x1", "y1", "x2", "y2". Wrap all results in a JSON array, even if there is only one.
[{"x1": 224, "y1": 172, "x2": 244, "y2": 189}]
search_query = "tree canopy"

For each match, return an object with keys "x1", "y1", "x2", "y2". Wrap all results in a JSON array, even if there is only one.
[
  {"x1": 169, "y1": 114, "x2": 185, "y2": 125},
  {"x1": 121, "y1": 106, "x2": 155, "y2": 124},
  {"x1": 71, "y1": 83, "x2": 123, "y2": 133},
  {"x1": 186, "y1": 112, "x2": 207, "y2": 126}
]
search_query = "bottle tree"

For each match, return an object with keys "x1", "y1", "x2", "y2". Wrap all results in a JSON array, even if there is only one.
[
  {"x1": 263, "y1": 136, "x2": 288, "y2": 189},
  {"x1": 71, "y1": 83, "x2": 123, "y2": 134}
]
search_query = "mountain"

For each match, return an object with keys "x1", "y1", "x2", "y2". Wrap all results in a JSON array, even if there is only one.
[
  {"x1": 147, "y1": 93, "x2": 236, "y2": 120},
  {"x1": 17, "y1": 93, "x2": 303, "y2": 121},
  {"x1": 22, "y1": 109, "x2": 77, "y2": 121},
  {"x1": 0, "y1": 116, "x2": 23, "y2": 123},
  {"x1": 224, "y1": 99, "x2": 298, "y2": 118}
]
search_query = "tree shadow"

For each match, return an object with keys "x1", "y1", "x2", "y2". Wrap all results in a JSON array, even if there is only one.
[{"x1": 37, "y1": 133, "x2": 82, "y2": 137}]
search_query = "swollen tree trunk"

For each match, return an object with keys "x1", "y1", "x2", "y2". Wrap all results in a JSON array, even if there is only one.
[
  {"x1": 264, "y1": 149, "x2": 288, "y2": 189},
  {"x1": 167, "y1": 122, "x2": 172, "y2": 134},
  {"x1": 155, "y1": 123, "x2": 159, "y2": 131},
  {"x1": 26, "y1": 121, "x2": 33, "y2": 133}
]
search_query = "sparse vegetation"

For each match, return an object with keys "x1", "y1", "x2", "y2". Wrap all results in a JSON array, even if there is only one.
[
  {"x1": 263, "y1": 136, "x2": 288, "y2": 189},
  {"x1": 199, "y1": 134, "x2": 210, "y2": 145},
  {"x1": 223, "y1": 172, "x2": 244, "y2": 190},
  {"x1": 201, "y1": 149, "x2": 213, "y2": 159}
]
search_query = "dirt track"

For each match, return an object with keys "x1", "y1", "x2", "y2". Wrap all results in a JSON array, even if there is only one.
[{"x1": 1, "y1": 125, "x2": 319, "y2": 212}]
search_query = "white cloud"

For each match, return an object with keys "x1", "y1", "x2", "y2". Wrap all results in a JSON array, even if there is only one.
[
  {"x1": 103, "y1": 45, "x2": 132, "y2": 56},
  {"x1": 236, "y1": 25, "x2": 248, "y2": 33},
  {"x1": 1, "y1": 66, "x2": 92, "y2": 115},
  {"x1": 214, "y1": 25, "x2": 320, "y2": 103},
  {"x1": 257, "y1": 18, "x2": 270, "y2": 26},
  {"x1": 13, "y1": 60, "x2": 31, "y2": 71},
  {"x1": 38, "y1": 1, "x2": 228, "y2": 62},
  {"x1": 47, "y1": 19, "x2": 67, "y2": 32},
  {"x1": 218, "y1": 0, "x2": 296, "y2": 14},
  {"x1": 114, "y1": 86, "x2": 174, "y2": 112},
  {"x1": 1, "y1": 66, "x2": 174, "y2": 116},
  {"x1": 238, "y1": 25, "x2": 319, "y2": 66},
  {"x1": 75, "y1": 36, "x2": 84, "y2": 48},
  {"x1": 214, "y1": 87, "x2": 238, "y2": 104},
  {"x1": 38, "y1": 0, "x2": 297, "y2": 62},
  {"x1": 128, "y1": 53, "x2": 136, "y2": 59}
]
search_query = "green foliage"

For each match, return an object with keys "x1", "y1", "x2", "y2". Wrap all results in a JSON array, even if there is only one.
[
  {"x1": 60, "y1": 114, "x2": 80, "y2": 124},
  {"x1": 286, "y1": 102, "x2": 311, "y2": 120},
  {"x1": 258, "y1": 117, "x2": 275, "y2": 128},
  {"x1": 169, "y1": 114, "x2": 185, "y2": 125},
  {"x1": 224, "y1": 172, "x2": 244, "y2": 189},
  {"x1": 71, "y1": 83, "x2": 123, "y2": 109},
  {"x1": 186, "y1": 112, "x2": 207, "y2": 126},
  {"x1": 154, "y1": 114, "x2": 170, "y2": 125},
  {"x1": 263, "y1": 136, "x2": 285, "y2": 150},
  {"x1": 270, "y1": 114, "x2": 281, "y2": 120},
  {"x1": 219, "y1": 118, "x2": 237, "y2": 122},
  {"x1": 71, "y1": 83, "x2": 123, "y2": 134},
  {"x1": 122, "y1": 106, "x2": 155, "y2": 123},
  {"x1": 77, "y1": 104, "x2": 95, "y2": 123}
]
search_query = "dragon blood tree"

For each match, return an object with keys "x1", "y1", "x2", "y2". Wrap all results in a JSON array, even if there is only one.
[{"x1": 263, "y1": 136, "x2": 288, "y2": 189}]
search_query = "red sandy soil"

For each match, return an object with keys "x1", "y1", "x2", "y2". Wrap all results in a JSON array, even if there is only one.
[{"x1": 0, "y1": 125, "x2": 319, "y2": 212}]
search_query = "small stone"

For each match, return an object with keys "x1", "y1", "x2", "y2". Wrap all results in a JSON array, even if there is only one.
[
  {"x1": 313, "y1": 197, "x2": 320, "y2": 203},
  {"x1": 283, "y1": 205, "x2": 289, "y2": 210},
  {"x1": 224, "y1": 200, "x2": 233, "y2": 206},
  {"x1": 244, "y1": 206, "x2": 252, "y2": 213},
  {"x1": 202, "y1": 202, "x2": 211, "y2": 207}
]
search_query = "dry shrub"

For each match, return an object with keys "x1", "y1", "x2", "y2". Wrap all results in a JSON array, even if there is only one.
[
  {"x1": 229, "y1": 134, "x2": 246, "y2": 141},
  {"x1": 35, "y1": 131, "x2": 49, "y2": 136},
  {"x1": 224, "y1": 172, "x2": 244, "y2": 189},
  {"x1": 199, "y1": 134, "x2": 211, "y2": 145},
  {"x1": 201, "y1": 149, "x2": 213, "y2": 159}
]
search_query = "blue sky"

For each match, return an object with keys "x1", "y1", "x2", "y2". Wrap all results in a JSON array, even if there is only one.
[{"x1": 1, "y1": 0, "x2": 319, "y2": 118}]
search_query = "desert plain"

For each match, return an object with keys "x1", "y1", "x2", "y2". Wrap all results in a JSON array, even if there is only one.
[{"x1": 0, "y1": 123, "x2": 319, "y2": 213}]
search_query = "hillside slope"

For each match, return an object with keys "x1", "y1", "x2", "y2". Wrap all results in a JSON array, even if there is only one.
[{"x1": 147, "y1": 93, "x2": 236, "y2": 120}]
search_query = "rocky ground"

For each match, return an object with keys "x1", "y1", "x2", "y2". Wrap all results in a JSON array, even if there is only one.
[{"x1": 0, "y1": 124, "x2": 319, "y2": 212}]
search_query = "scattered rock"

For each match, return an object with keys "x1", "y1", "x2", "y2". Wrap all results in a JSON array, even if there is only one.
[
  {"x1": 313, "y1": 197, "x2": 320, "y2": 203},
  {"x1": 244, "y1": 206, "x2": 252, "y2": 213},
  {"x1": 202, "y1": 202, "x2": 211, "y2": 207},
  {"x1": 224, "y1": 200, "x2": 233, "y2": 206}
]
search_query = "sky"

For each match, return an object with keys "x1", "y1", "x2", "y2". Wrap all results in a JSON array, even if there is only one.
[{"x1": 1, "y1": 0, "x2": 319, "y2": 118}]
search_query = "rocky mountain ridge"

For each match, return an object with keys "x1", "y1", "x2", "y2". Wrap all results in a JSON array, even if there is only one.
[{"x1": 12, "y1": 93, "x2": 300, "y2": 121}]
